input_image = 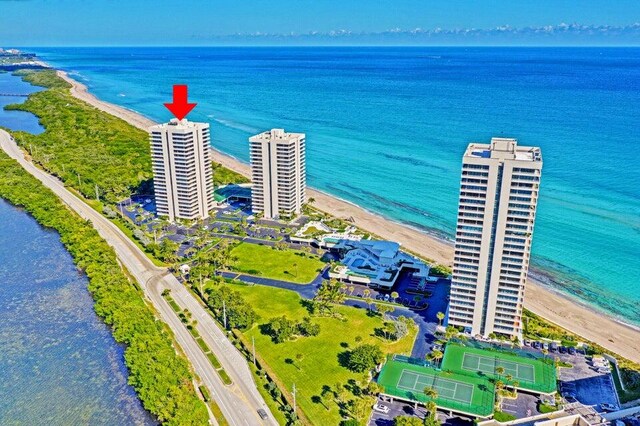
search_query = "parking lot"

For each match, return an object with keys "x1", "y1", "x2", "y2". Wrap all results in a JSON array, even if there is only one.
[
  {"x1": 369, "y1": 397, "x2": 472, "y2": 426},
  {"x1": 557, "y1": 352, "x2": 619, "y2": 411}
]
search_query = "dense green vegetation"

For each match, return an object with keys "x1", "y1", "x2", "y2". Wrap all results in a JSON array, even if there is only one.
[
  {"x1": 215, "y1": 283, "x2": 416, "y2": 425},
  {"x1": 230, "y1": 242, "x2": 326, "y2": 283},
  {"x1": 7, "y1": 70, "x2": 153, "y2": 204},
  {"x1": 213, "y1": 161, "x2": 250, "y2": 186},
  {"x1": 0, "y1": 151, "x2": 208, "y2": 424},
  {"x1": 493, "y1": 411, "x2": 517, "y2": 422},
  {"x1": 14, "y1": 68, "x2": 72, "y2": 89}
]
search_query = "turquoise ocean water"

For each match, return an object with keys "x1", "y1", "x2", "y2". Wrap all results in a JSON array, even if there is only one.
[{"x1": 29, "y1": 47, "x2": 640, "y2": 326}]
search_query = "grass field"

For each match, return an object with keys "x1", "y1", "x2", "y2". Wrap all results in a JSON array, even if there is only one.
[
  {"x1": 230, "y1": 242, "x2": 325, "y2": 284},
  {"x1": 378, "y1": 359, "x2": 495, "y2": 417},
  {"x1": 228, "y1": 284, "x2": 416, "y2": 425},
  {"x1": 441, "y1": 344, "x2": 557, "y2": 393}
]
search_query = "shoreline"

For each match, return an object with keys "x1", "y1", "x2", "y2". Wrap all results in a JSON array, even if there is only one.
[{"x1": 55, "y1": 70, "x2": 640, "y2": 363}]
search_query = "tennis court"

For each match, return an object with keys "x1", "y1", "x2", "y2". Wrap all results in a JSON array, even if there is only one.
[
  {"x1": 377, "y1": 358, "x2": 495, "y2": 417},
  {"x1": 461, "y1": 352, "x2": 536, "y2": 382},
  {"x1": 440, "y1": 343, "x2": 557, "y2": 393},
  {"x1": 397, "y1": 369, "x2": 474, "y2": 405}
]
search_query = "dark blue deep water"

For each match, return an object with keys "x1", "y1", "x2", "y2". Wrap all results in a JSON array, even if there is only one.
[
  {"x1": 0, "y1": 199, "x2": 154, "y2": 424},
  {"x1": 26, "y1": 47, "x2": 640, "y2": 325}
]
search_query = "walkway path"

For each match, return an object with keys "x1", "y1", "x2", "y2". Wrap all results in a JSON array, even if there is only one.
[{"x1": 0, "y1": 130, "x2": 276, "y2": 426}]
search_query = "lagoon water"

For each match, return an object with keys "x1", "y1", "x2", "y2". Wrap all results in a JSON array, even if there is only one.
[
  {"x1": 0, "y1": 72, "x2": 44, "y2": 134},
  {"x1": 0, "y1": 199, "x2": 154, "y2": 425},
  {"x1": 0, "y1": 73, "x2": 153, "y2": 424},
  {"x1": 26, "y1": 47, "x2": 640, "y2": 326}
]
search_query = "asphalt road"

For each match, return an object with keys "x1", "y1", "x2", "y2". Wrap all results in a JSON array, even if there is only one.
[{"x1": 0, "y1": 130, "x2": 276, "y2": 426}]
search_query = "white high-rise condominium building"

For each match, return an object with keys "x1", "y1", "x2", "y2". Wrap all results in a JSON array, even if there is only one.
[
  {"x1": 250, "y1": 129, "x2": 306, "y2": 219},
  {"x1": 448, "y1": 137, "x2": 542, "y2": 339},
  {"x1": 149, "y1": 119, "x2": 214, "y2": 221}
]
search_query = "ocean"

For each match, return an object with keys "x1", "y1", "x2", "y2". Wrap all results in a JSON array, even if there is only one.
[{"x1": 28, "y1": 47, "x2": 640, "y2": 326}]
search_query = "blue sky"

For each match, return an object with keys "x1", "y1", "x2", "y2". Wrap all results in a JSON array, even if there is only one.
[{"x1": 1, "y1": 0, "x2": 639, "y2": 46}]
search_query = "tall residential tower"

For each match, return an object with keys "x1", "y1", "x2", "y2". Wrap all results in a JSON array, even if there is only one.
[
  {"x1": 448, "y1": 138, "x2": 542, "y2": 339},
  {"x1": 250, "y1": 129, "x2": 306, "y2": 219},
  {"x1": 149, "y1": 119, "x2": 214, "y2": 221}
]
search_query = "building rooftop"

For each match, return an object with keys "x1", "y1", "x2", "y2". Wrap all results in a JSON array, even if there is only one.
[
  {"x1": 465, "y1": 137, "x2": 542, "y2": 162},
  {"x1": 149, "y1": 119, "x2": 209, "y2": 132},
  {"x1": 249, "y1": 128, "x2": 305, "y2": 143}
]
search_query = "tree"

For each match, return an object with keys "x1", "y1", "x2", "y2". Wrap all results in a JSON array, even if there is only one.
[
  {"x1": 313, "y1": 279, "x2": 346, "y2": 315},
  {"x1": 393, "y1": 319, "x2": 409, "y2": 341},
  {"x1": 377, "y1": 304, "x2": 394, "y2": 319},
  {"x1": 295, "y1": 353, "x2": 304, "y2": 369},
  {"x1": 390, "y1": 291, "x2": 399, "y2": 303},
  {"x1": 436, "y1": 311, "x2": 445, "y2": 326},
  {"x1": 205, "y1": 285, "x2": 257, "y2": 330},
  {"x1": 347, "y1": 344, "x2": 384, "y2": 373},
  {"x1": 495, "y1": 366, "x2": 505, "y2": 378},
  {"x1": 348, "y1": 396, "x2": 376, "y2": 422},
  {"x1": 426, "y1": 349, "x2": 444, "y2": 366},
  {"x1": 423, "y1": 386, "x2": 438, "y2": 401},
  {"x1": 394, "y1": 415, "x2": 423, "y2": 426},
  {"x1": 265, "y1": 316, "x2": 297, "y2": 343},
  {"x1": 348, "y1": 285, "x2": 355, "y2": 295},
  {"x1": 298, "y1": 317, "x2": 321, "y2": 337},
  {"x1": 425, "y1": 400, "x2": 438, "y2": 420}
]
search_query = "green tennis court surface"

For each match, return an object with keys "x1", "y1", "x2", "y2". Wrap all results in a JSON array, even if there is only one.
[
  {"x1": 461, "y1": 352, "x2": 535, "y2": 382},
  {"x1": 441, "y1": 344, "x2": 556, "y2": 393},
  {"x1": 378, "y1": 358, "x2": 495, "y2": 417},
  {"x1": 398, "y1": 370, "x2": 474, "y2": 404}
]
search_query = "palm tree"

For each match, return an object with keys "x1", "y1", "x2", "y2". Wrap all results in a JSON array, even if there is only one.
[
  {"x1": 495, "y1": 366, "x2": 505, "y2": 378},
  {"x1": 436, "y1": 311, "x2": 445, "y2": 326},
  {"x1": 426, "y1": 349, "x2": 444, "y2": 367},
  {"x1": 363, "y1": 289, "x2": 371, "y2": 298},
  {"x1": 423, "y1": 386, "x2": 438, "y2": 401},
  {"x1": 348, "y1": 285, "x2": 355, "y2": 295},
  {"x1": 425, "y1": 401, "x2": 438, "y2": 421},
  {"x1": 390, "y1": 291, "x2": 399, "y2": 303}
]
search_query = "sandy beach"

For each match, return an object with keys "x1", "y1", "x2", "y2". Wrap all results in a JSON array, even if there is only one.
[{"x1": 56, "y1": 70, "x2": 640, "y2": 364}]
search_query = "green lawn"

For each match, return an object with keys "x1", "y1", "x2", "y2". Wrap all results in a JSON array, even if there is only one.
[
  {"x1": 228, "y1": 284, "x2": 416, "y2": 425},
  {"x1": 230, "y1": 242, "x2": 325, "y2": 284}
]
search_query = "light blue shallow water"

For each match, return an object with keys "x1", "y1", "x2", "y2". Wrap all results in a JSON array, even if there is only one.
[{"x1": 29, "y1": 47, "x2": 640, "y2": 326}]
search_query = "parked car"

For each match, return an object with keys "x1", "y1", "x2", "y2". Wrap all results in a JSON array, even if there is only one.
[
  {"x1": 600, "y1": 403, "x2": 619, "y2": 412},
  {"x1": 542, "y1": 342, "x2": 549, "y2": 350},
  {"x1": 568, "y1": 347, "x2": 577, "y2": 355},
  {"x1": 550, "y1": 343, "x2": 558, "y2": 352},
  {"x1": 532, "y1": 341, "x2": 540, "y2": 349},
  {"x1": 373, "y1": 404, "x2": 390, "y2": 414},
  {"x1": 257, "y1": 409, "x2": 268, "y2": 419},
  {"x1": 384, "y1": 294, "x2": 390, "y2": 301},
  {"x1": 559, "y1": 346, "x2": 567, "y2": 354}
]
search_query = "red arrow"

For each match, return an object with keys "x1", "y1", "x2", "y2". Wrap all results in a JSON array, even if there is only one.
[{"x1": 164, "y1": 84, "x2": 197, "y2": 120}]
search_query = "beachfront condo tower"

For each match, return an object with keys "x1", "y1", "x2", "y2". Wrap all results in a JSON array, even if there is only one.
[
  {"x1": 250, "y1": 128, "x2": 306, "y2": 219},
  {"x1": 448, "y1": 138, "x2": 542, "y2": 340},
  {"x1": 149, "y1": 119, "x2": 214, "y2": 221}
]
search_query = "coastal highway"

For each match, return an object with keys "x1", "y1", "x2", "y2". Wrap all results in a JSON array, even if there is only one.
[{"x1": 0, "y1": 129, "x2": 277, "y2": 426}]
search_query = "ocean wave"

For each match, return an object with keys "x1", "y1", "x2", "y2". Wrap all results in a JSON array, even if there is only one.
[{"x1": 211, "y1": 116, "x2": 260, "y2": 134}]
